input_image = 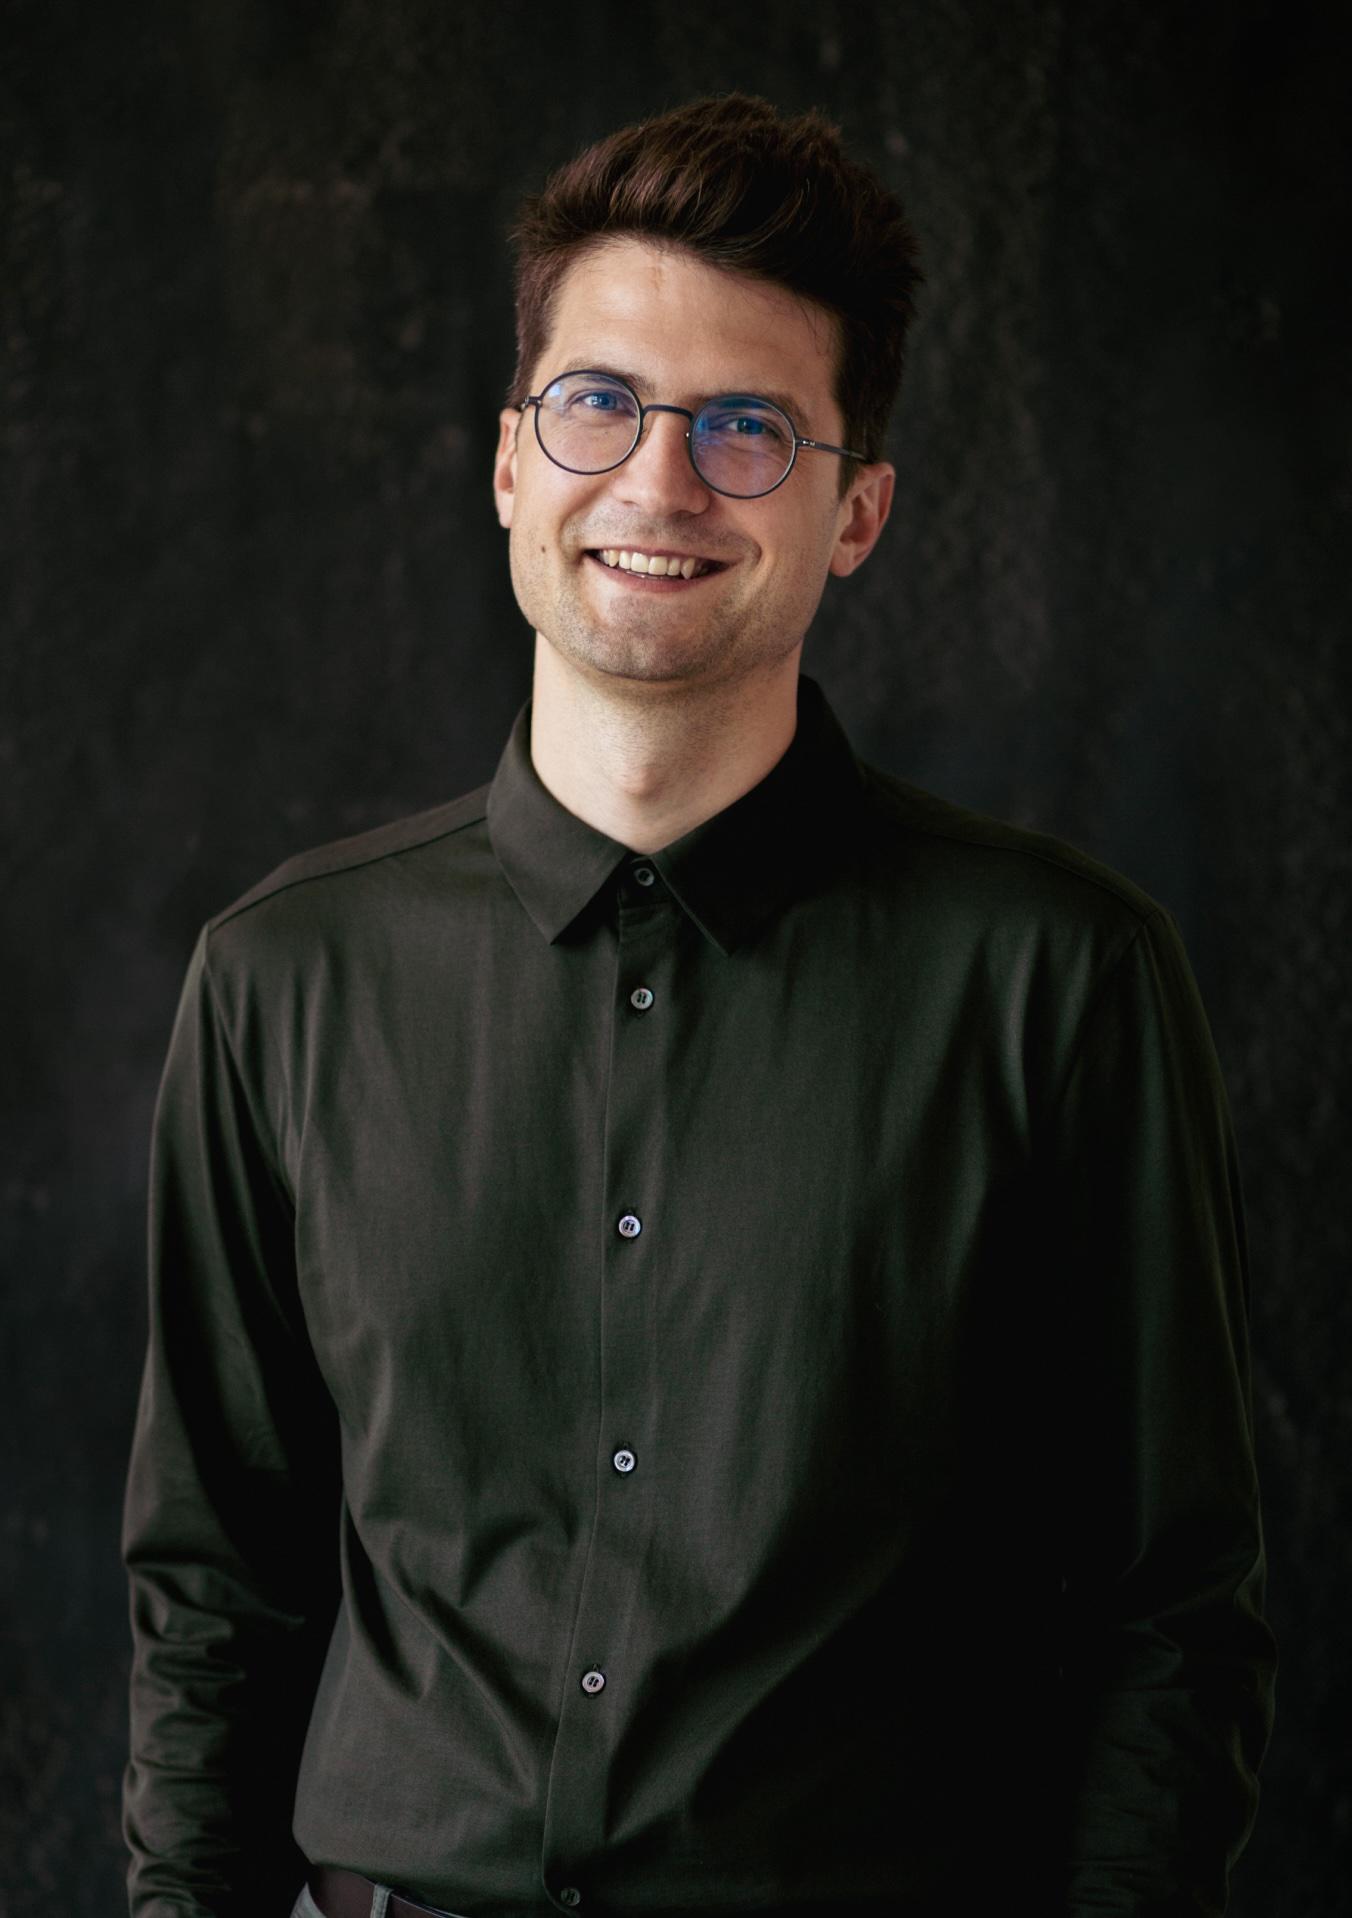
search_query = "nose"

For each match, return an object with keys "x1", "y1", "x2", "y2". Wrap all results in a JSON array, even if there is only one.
[{"x1": 612, "y1": 407, "x2": 711, "y2": 516}]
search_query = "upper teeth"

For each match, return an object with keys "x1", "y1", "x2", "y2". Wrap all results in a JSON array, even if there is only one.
[{"x1": 597, "y1": 549, "x2": 711, "y2": 578}]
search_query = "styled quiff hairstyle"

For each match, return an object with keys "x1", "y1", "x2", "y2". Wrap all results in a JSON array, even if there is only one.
[{"x1": 507, "y1": 92, "x2": 922, "y2": 494}]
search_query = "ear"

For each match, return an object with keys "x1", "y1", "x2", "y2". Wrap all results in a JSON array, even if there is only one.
[
  {"x1": 828, "y1": 461, "x2": 895, "y2": 578},
  {"x1": 493, "y1": 408, "x2": 522, "y2": 529}
]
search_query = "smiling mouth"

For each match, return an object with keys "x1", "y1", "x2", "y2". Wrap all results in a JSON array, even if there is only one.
[{"x1": 586, "y1": 547, "x2": 725, "y2": 580}]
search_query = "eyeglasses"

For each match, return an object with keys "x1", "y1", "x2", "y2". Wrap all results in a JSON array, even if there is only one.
[{"x1": 517, "y1": 369, "x2": 864, "y2": 500}]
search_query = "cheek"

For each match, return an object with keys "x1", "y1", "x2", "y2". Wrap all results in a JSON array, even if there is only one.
[
  {"x1": 507, "y1": 492, "x2": 550, "y2": 558},
  {"x1": 516, "y1": 468, "x2": 592, "y2": 554},
  {"x1": 768, "y1": 522, "x2": 837, "y2": 617},
  {"x1": 782, "y1": 510, "x2": 835, "y2": 578}
]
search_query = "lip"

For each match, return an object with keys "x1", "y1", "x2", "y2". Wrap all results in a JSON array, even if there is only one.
[{"x1": 584, "y1": 551, "x2": 728, "y2": 590}]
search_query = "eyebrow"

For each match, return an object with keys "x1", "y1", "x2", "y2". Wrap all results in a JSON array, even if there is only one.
[{"x1": 550, "y1": 360, "x2": 815, "y2": 435}]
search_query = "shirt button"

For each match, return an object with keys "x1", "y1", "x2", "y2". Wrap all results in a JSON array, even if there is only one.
[
  {"x1": 613, "y1": 1448, "x2": 636, "y2": 1473},
  {"x1": 559, "y1": 1890, "x2": 582, "y2": 1909},
  {"x1": 629, "y1": 986, "x2": 655, "y2": 1011},
  {"x1": 617, "y1": 1213, "x2": 642, "y2": 1239},
  {"x1": 631, "y1": 863, "x2": 657, "y2": 887},
  {"x1": 581, "y1": 1668, "x2": 606, "y2": 1694}
]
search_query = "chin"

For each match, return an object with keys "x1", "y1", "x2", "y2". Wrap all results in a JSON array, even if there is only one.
[
  {"x1": 582, "y1": 644, "x2": 711, "y2": 686},
  {"x1": 545, "y1": 606, "x2": 705, "y2": 670}
]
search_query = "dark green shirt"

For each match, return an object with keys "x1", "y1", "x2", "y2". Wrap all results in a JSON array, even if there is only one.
[{"x1": 123, "y1": 675, "x2": 1274, "y2": 1918}]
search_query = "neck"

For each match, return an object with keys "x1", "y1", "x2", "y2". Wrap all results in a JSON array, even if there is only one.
[{"x1": 528, "y1": 639, "x2": 803, "y2": 854}]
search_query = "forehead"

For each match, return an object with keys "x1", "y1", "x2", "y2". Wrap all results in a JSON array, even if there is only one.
[{"x1": 537, "y1": 237, "x2": 841, "y2": 424}]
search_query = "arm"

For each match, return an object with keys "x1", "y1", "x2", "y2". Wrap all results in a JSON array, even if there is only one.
[
  {"x1": 122, "y1": 929, "x2": 340, "y2": 1916},
  {"x1": 1052, "y1": 907, "x2": 1276, "y2": 1916}
]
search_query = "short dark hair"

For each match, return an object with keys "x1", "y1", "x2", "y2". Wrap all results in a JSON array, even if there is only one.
[{"x1": 506, "y1": 92, "x2": 923, "y2": 494}]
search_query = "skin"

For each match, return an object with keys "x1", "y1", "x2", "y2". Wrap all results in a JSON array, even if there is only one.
[{"x1": 492, "y1": 237, "x2": 894, "y2": 852}]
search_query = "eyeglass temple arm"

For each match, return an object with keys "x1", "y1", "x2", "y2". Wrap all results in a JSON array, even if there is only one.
[{"x1": 797, "y1": 436, "x2": 867, "y2": 461}]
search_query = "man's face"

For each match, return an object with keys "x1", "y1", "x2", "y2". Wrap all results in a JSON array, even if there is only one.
[{"x1": 493, "y1": 237, "x2": 893, "y2": 696}]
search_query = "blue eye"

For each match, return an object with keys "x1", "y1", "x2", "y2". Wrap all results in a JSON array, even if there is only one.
[
  {"x1": 551, "y1": 379, "x2": 638, "y2": 418},
  {"x1": 700, "y1": 405, "x2": 791, "y2": 445}
]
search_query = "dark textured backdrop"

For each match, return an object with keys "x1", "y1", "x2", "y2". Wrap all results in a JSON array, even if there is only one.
[{"x1": 2, "y1": 1, "x2": 1348, "y2": 1912}]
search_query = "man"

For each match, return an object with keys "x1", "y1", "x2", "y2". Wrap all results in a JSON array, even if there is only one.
[{"x1": 123, "y1": 93, "x2": 1275, "y2": 1918}]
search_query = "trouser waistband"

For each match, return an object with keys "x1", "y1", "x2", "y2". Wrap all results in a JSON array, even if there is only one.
[
  {"x1": 307, "y1": 1866, "x2": 474, "y2": 1918},
  {"x1": 305, "y1": 1864, "x2": 912, "y2": 1918}
]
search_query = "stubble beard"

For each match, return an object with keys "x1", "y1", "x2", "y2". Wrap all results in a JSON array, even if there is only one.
[{"x1": 512, "y1": 539, "x2": 805, "y2": 696}]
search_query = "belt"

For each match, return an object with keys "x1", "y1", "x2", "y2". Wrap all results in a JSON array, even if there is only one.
[
  {"x1": 307, "y1": 1865, "x2": 906, "y2": 1918},
  {"x1": 307, "y1": 1866, "x2": 473, "y2": 1918}
]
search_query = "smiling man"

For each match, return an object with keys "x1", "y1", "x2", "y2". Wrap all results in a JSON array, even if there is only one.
[
  {"x1": 123, "y1": 95, "x2": 1274, "y2": 1918},
  {"x1": 493, "y1": 237, "x2": 889, "y2": 855}
]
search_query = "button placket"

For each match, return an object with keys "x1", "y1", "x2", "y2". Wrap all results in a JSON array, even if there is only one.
[{"x1": 539, "y1": 872, "x2": 678, "y2": 1889}]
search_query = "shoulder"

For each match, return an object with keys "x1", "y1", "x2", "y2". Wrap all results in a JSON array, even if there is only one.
[
  {"x1": 200, "y1": 784, "x2": 492, "y2": 984},
  {"x1": 848, "y1": 766, "x2": 1205, "y2": 1109},
  {"x1": 848, "y1": 764, "x2": 1178, "y2": 1039},
  {"x1": 856, "y1": 761, "x2": 1163, "y2": 935}
]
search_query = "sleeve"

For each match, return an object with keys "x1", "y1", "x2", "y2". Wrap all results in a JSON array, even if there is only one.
[
  {"x1": 122, "y1": 928, "x2": 341, "y2": 1917},
  {"x1": 1051, "y1": 906, "x2": 1277, "y2": 1917}
]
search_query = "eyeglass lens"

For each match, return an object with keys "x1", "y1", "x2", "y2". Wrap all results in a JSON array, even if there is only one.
[{"x1": 535, "y1": 372, "x2": 795, "y2": 497}]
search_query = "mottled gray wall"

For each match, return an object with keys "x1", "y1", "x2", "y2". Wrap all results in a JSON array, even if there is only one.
[{"x1": 2, "y1": 0, "x2": 1347, "y2": 1911}]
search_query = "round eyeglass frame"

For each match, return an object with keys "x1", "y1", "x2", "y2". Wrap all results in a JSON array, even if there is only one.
[{"x1": 517, "y1": 368, "x2": 866, "y2": 500}]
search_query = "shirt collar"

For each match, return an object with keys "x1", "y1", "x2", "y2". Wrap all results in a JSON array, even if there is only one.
[{"x1": 486, "y1": 673, "x2": 866, "y2": 955}]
